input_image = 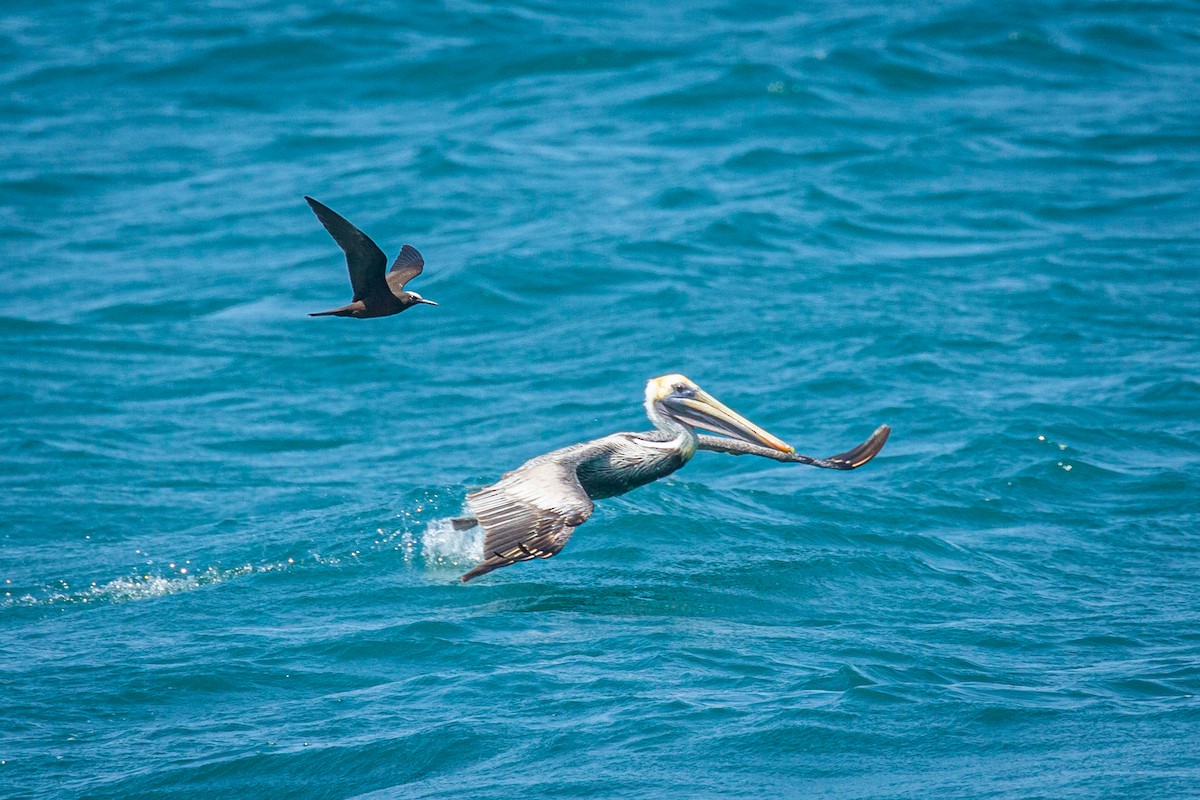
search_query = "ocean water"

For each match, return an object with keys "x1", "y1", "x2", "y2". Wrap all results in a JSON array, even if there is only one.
[{"x1": 2, "y1": 1, "x2": 1199, "y2": 797}]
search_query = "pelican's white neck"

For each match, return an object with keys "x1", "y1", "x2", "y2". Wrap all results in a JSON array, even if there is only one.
[{"x1": 644, "y1": 395, "x2": 698, "y2": 458}]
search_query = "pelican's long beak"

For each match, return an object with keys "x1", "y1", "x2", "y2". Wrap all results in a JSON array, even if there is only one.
[{"x1": 666, "y1": 389, "x2": 794, "y2": 453}]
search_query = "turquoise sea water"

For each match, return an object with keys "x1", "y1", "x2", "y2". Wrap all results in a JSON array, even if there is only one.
[{"x1": 3, "y1": 2, "x2": 1199, "y2": 797}]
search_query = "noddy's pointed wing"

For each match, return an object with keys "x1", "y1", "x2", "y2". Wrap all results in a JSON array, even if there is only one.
[
  {"x1": 460, "y1": 448, "x2": 597, "y2": 582},
  {"x1": 305, "y1": 196, "x2": 389, "y2": 302},
  {"x1": 697, "y1": 424, "x2": 890, "y2": 469},
  {"x1": 386, "y1": 244, "x2": 425, "y2": 293}
]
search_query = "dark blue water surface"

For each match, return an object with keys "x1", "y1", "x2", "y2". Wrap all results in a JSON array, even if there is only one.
[{"x1": 3, "y1": 1, "x2": 1199, "y2": 798}]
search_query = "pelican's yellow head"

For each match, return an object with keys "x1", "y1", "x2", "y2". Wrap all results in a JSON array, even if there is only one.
[
  {"x1": 644, "y1": 374, "x2": 793, "y2": 453},
  {"x1": 645, "y1": 373, "x2": 693, "y2": 404}
]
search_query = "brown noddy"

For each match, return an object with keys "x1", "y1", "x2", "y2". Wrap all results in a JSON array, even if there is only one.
[{"x1": 305, "y1": 196, "x2": 437, "y2": 318}]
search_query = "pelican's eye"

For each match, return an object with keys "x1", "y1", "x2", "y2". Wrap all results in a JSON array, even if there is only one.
[{"x1": 672, "y1": 383, "x2": 693, "y2": 397}]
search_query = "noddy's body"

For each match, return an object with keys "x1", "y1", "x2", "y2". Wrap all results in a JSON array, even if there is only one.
[
  {"x1": 305, "y1": 196, "x2": 437, "y2": 318},
  {"x1": 455, "y1": 374, "x2": 890, "y2": 582}
]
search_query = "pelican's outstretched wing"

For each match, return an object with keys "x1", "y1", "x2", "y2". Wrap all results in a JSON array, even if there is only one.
[
  {"x1": 305, "y1": 196, "x2": 390, "y2": 301},
  {"x1": 386, "y1": 244, "x2": 425, "y2": 292},
  {"x1": 460, "y1": 446, "x2": 598, "y2": 582},
  {"x1": 697, "y1": 424, "x2": 890, "y2": 469}
]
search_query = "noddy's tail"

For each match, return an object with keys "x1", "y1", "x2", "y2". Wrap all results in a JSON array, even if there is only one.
[
  {"x1": 309, "y1": 304, "x2": 356, "y2": 317},
  {"x1": 309, "y1": 300, "x2": 365, "y2": 317}
]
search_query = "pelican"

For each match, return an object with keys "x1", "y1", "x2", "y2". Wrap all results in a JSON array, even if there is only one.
[
  {"x1": 305, "y1": 196, "x2": 438, "y2": 318},
  {"x1": 455, "y1": 374, "x2": 890, "y2": 582}
]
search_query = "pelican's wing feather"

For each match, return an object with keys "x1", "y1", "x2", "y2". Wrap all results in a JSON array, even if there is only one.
[
  {"x1": 460, "y1": 445, "x2": 599, "y2": 582},
  {"x1": 305, "y1": 196, "x2": 389, "y2": 301},
  {"x1": 697, "y1": 424, "x2": 890, "y2": 469}
]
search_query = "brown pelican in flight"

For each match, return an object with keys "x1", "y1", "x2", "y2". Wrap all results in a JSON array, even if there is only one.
[
  {"x1": 305, "y1": 196, "x2": 437, "y2": 318},
  {"x1": 455, "y1": 374, "x2": 890, "y2": 582}
]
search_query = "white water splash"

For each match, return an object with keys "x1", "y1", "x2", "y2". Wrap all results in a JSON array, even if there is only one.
[
  {"x1": 2, "y1": 561, "x2": 297, "y2": 609},
  {"x1": 5, "y1": 510, "x2": 486, "y2": 607},
  {"x1": 419, "y1": 516, "x2": 484, "y2": 574}
]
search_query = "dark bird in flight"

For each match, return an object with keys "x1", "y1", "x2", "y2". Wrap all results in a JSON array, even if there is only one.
[
  {"x1": 454, "y1": 374, "x2": 890, "y2": 582},
  {"x1": 305, "y1": 196, "x2": 437, "y2": 318}
]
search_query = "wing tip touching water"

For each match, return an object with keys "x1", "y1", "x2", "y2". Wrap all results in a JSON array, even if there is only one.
[{"x1": 816, "y1": 424, "x2": 890, "y2": 469}]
